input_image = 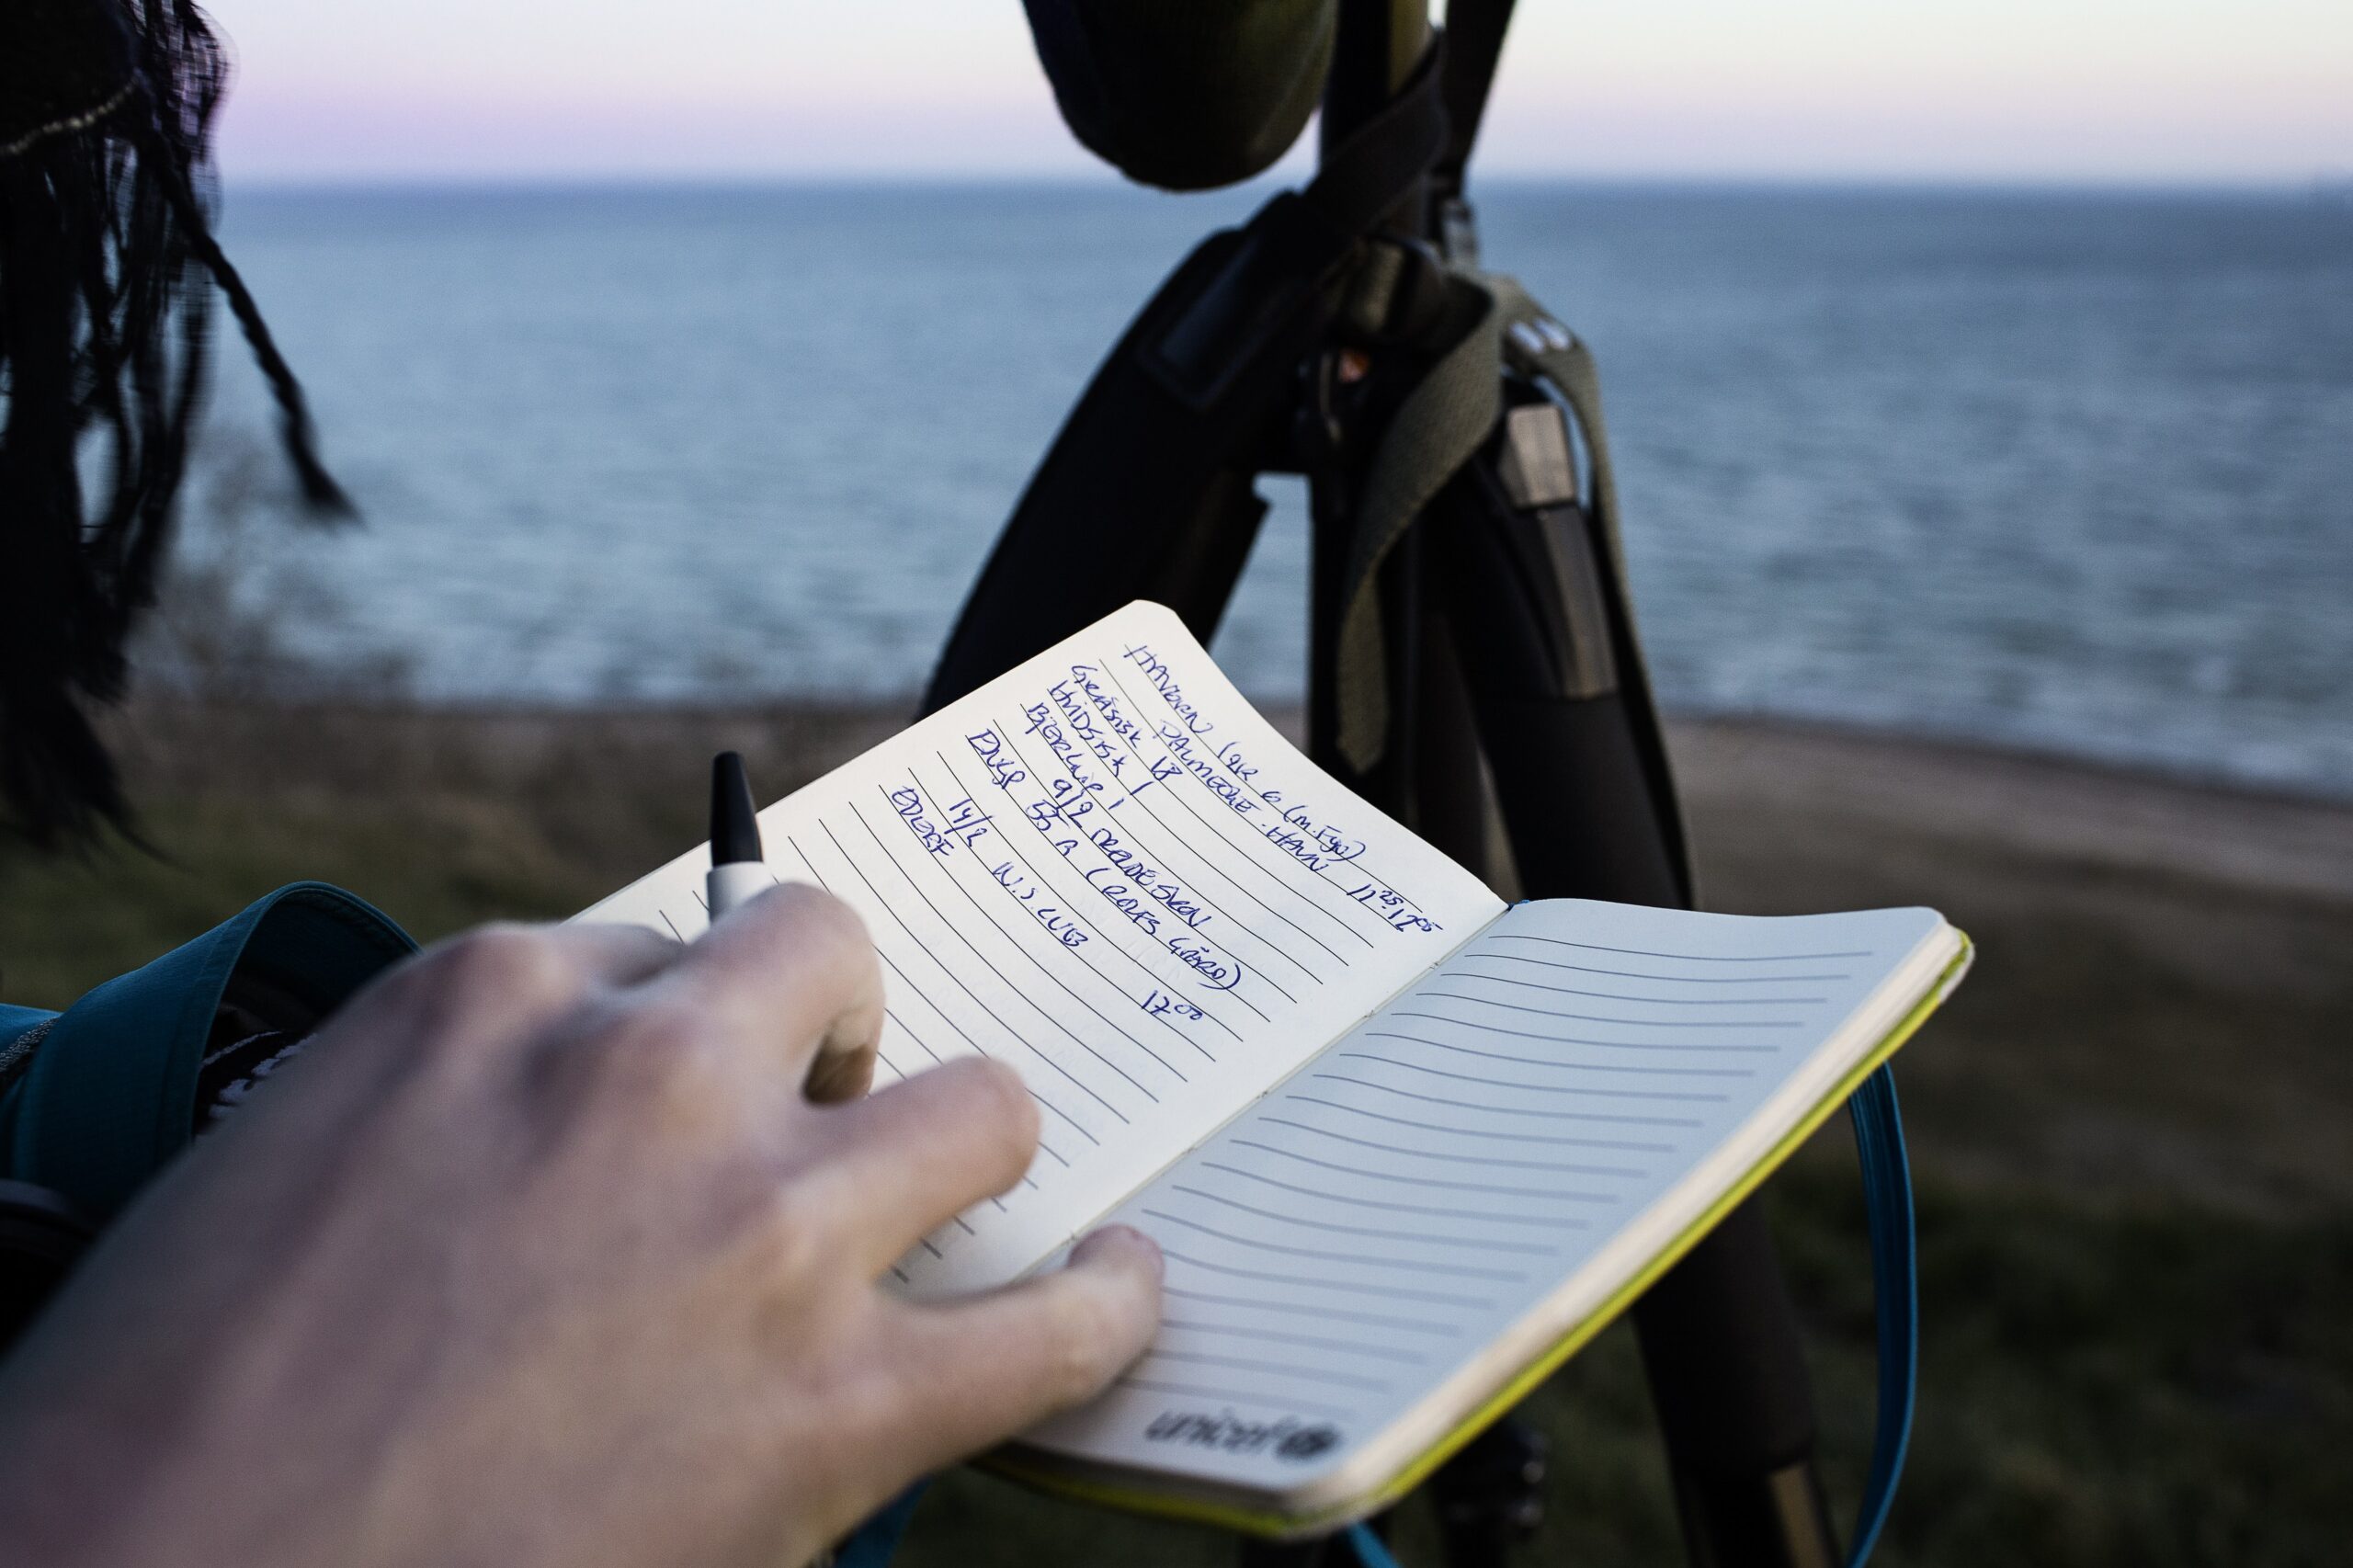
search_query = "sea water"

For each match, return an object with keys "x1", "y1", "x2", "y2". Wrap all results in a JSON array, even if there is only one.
[{"x1": 204, "y1": 183, "x2": 2353, "y2": 798}]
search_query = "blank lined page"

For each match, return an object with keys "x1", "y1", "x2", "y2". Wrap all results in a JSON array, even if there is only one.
[
  {"x1": 1021, "y1": 899, "x2": 1955, "y2": 1506},
  {"x1": 575, "y1": 602, "x2": 1505, "y2": 1295}
]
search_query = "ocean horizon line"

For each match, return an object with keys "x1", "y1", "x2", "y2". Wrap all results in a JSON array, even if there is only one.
[{"x1": 218, "y1": 170, "x2": 2352, "y2": 201}]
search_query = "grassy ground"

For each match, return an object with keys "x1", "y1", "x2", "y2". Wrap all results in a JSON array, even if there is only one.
[{"x1": 3, "y1": 699, "x2": 2347, "y2": 1566}]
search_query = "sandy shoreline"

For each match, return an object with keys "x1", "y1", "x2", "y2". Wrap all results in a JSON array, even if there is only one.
[
  {"x1": 101, "y1": 691, "x2": 2353, "y2": 922},
  {"x1": 129, "y1": 695, "x2": 2350, "y2": 892},
  {"x1": 1668, "y1": 715, "x2": 2353, "y2": 905},
  {"x1": 1641, "y1": 715, "x2": 2351, "y2": 1220}
]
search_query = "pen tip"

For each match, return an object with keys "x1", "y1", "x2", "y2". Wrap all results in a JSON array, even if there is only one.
[{"x1": 710, "y1": 751, "x2": 763, "y2": 866}]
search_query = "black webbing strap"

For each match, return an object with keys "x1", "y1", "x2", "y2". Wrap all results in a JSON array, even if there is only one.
[
  {"x1": 1435, "y1": 0, "x2": 1518, "y2": 197},
  {"x1": 1299, "y1": 35, "x2": 1449, "y2": 240}
]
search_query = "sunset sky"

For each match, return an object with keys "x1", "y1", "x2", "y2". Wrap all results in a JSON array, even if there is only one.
[{"x1": 204, "y1": 0, "x2": 2349, "y2": 186}]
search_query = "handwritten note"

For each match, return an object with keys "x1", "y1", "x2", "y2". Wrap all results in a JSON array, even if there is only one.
[{"x1": 576, "y1": 602, "x2": 1505, "y2": 1295}]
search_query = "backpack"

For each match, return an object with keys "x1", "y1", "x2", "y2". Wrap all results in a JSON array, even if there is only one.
[{"x1": 0, "y1": 881, "x2": 415, "y2": 1342}]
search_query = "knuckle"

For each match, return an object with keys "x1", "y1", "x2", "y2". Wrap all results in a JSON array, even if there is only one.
[
  {"x1": 710, "y1": 1165, "x2": 834, "y2": 1288},
  {"x1": 754, "y1": 1173, "x2": 839, "y2": 1276},
  {"x1": 800, "y1": 882, "x2": 874, "y2": 949},
  {"x1": 1044, "y1": 1282, "x2": 1132, "y2": 1404},
  {"x1": 957, "y1": 1058, "x2": 1040, "y2": 1164},
  {"x1": 615, "y1": 993, "x2": 708, "y2": 1056},
  {"x1": 578, "y1": 996, "x2": 727, "y2": 1113},
  {"x1": 809, "y1": 1348, "x2": 911, "y2": 1454},
  {"x1": 382, "y1": 926, "x2": 585, "y2": 1069},
  {"x1": 424, "y1": 924, "x2": 579, "y2": 1014},
  {"x1": 774, "y1": 884, "x2": 876, "y2": 976}
]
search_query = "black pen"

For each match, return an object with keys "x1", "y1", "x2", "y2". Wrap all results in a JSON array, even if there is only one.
[{"x1": 705, "y1": 751, "x2": 769, "y2": 919}]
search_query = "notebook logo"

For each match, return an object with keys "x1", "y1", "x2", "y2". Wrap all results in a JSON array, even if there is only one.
[
  {"x1": 1145, "y1": 1409, "x2": 1344, "y2": 1462},
  {"x1": 1276, "y1": 1424, "x2": 1341, "y2": 1460}
]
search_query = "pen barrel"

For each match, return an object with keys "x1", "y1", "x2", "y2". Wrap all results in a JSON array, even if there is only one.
[{"x1": 703, "y1": 861, "x2": 773, "y2": 922}]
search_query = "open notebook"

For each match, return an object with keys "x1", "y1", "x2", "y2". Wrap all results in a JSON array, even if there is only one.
[{"x1": 576, "y1": 600, "x2": 1971, "y2": 1537}]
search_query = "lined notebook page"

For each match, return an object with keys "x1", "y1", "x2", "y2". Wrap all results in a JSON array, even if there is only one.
[
  {"x1": 575, "y1": 601, "x2": 1505, "y2": 1295},
  {"x1": 1022, "y1": 898, "x2": 1956, "y2": 1504}
]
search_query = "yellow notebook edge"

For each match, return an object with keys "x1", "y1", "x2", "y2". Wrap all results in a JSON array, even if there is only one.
[{"x1": 981, "y1": 929, "x2": 1975, "y2": 1540}]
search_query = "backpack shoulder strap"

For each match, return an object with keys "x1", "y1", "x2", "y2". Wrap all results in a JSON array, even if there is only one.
[{"x1": 1, "y1": 881, "x2": 415, "y2": 1223}]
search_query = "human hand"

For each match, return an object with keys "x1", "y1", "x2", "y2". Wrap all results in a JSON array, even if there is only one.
[{"x1": 0, "y1": 885, "x2": 1162, "y2": 1568}]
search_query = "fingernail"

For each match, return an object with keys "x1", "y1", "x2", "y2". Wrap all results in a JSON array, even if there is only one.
[{"x1": 1078, "y1": 1223, "x2": 1163, "y2": 1280}]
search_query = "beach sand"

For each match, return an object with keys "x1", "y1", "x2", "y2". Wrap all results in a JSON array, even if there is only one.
[
  {"x1": 1674, "y1": 718, "x2": 2353, "y2": 1219},
  {"x1": 3, "y1": 700, "x2": 2346, "y2": 1564}
]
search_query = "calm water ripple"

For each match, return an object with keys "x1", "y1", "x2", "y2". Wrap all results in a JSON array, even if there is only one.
[{"x1": 205, "y1": 184, "x2": 2353, "y2": 797}]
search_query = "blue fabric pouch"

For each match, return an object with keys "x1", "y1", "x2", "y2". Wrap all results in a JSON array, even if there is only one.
[{"x1": 0, "y1": 881, "x2": 415, "y2": 1224}]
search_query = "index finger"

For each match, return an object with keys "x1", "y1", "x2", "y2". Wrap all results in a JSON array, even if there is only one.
[
  {"x1": 812, "y1": 1057, "x2": 1041, "y2": 1278},
  {"x1": 645, "y1": 881, "x2": 884, "y2": 1103}
]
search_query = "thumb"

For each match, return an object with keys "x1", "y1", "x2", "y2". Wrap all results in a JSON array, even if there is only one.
[{"x1": 880, "y1": 1226, "x2": 1164, "y2": 1471}]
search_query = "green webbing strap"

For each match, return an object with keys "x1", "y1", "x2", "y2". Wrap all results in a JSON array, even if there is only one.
[
  {"x1": 1331, "y1": 268, "x2": 1697, "y2": 894},
  {"x1": 1332, "y1": 273, "x2": 1505, "y2": 773}
]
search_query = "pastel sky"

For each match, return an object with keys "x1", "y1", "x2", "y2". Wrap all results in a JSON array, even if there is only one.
[{"x1": 205, "y1": 0, "x2": 2350, "y2": 185}]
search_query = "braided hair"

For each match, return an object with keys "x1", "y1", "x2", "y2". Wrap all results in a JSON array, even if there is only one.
[{"x1": 1, "y1": 0, "x2": 347, "y2": 846}]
